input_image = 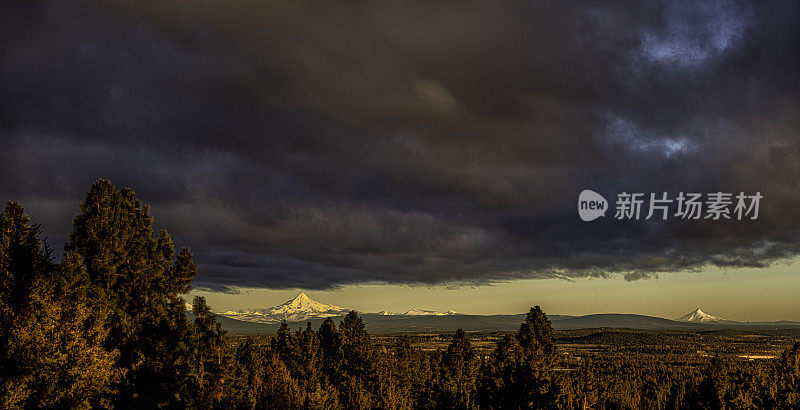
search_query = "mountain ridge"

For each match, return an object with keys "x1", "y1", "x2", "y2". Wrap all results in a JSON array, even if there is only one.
[
  {"x1": 212, "y1": 294, "x2": 800, "y2": 331},
  {"x1": 219, "y1": 292, "x2": 349, "y2": 323},
  {"x1": 216, "y1": 292, "x2": 463, "y2": 324}
]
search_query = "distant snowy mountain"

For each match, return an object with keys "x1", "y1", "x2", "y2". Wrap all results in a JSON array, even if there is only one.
[
  {"x1": 212, "y1": 299, "x2": 800, "y2": 333},
  {"x1": 676, "y1": 308, "x2": 724, "y2": 323},
  {"x1": 403, "y1": 308, "x2": 460, "y2": 316},
  {"x1": 216, "y1": 292, "x2": 462, "y2": 323},
  {"x1": 218, "y1": 292, "x2": 349, "y2": 324}
]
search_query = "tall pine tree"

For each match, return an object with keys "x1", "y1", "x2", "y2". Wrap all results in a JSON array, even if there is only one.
[
  {"x1": 66, "y1": 180, "x2": 200, "y2": 407},
  {"x1": 0, "y1": 202, "x2": 119, "y2": 408}
]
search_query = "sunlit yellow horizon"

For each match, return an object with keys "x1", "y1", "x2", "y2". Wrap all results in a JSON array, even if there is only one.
[{"x1": 190, "y1": 258, "x2": 800, "y2": 322}]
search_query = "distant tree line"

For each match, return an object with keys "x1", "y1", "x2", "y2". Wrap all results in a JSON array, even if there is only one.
[{"x1": 1, "y1": 180, "x2": 800, "y2": 408}]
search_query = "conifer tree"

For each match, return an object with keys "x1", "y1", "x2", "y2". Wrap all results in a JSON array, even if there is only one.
[
  {"x1": 389, "y1": 338, "x2": 429, "y2": 408},
  {"x1": 478, "y1": 306, "x2": 559, "y2": 409},
  {"x1": 262, "y1": 353, "x2": 304, "y2": 408},
  {"x1": 0, "y1": 203, "x2": 119, "y2": 408},
  {"x1": 515, "y1": 306, "x2": 559, "y2": 408},
  {"x1": 477, "y1": 334, "x2": 526, "y2": 408},
  {"x1": 296, "y1": 322, "x2": 338, "y2": 407},
  {"x1": 340, "y1": 311, "x2": 373, "y2": 378},
  {"x1": 271, "y1": 321, "x2": 296, "y2": 363},
  {"x1": 338, "y1": 311, "x2": 375, "y2": 408},
  {"x1": 517, "y1": 306, "x2": 556, "y2": 359},
  {"x1": 188, "y1": 296, "x2": 230, "y2": 407},
  {"x1": 319, "y1": 317, "x2": 344, "y2": 385},
  {"x1": 66, "y1": 180, "x2": 201, "y2": 407},
  {"x1": 226, "y1": 337, "x2": 266, "y2": 408},
  {"x1": 440, "y1": 329, "x2": 478, "y2": 408}
]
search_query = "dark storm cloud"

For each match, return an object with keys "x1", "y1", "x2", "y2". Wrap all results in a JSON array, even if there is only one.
[{"x1": 2, "y1": 0, "x2": 799, "y2": 291}]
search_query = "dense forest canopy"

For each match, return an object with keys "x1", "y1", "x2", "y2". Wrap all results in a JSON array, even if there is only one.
[{"x1": 1, "y1": 180, "x2": 800, "y2": 408}]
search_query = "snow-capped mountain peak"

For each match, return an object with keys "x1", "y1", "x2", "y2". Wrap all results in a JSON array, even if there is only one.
[
  {"x1": 266, "y1": 292, "x2": 346, "y2": 316},
  {"x1": 677, "y1": 308, "x2": 723, "y2": 323},
  {"x1": 403, "y1": 308, "x2": 460, "y2": 316},
  {"x1": 217, "y1": 292, "x2": 350, "y2": 324},
  {"x1": 216, "y1": 292, "x2": 466, "y2": 324}
]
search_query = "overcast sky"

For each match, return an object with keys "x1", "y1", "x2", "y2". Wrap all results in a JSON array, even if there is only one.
[{"x1": 2, "y1": 1, "x2": 800, "y2": 316}]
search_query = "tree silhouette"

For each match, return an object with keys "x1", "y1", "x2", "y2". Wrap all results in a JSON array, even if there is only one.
[
  {"x1": 0, "y1": 203, "x2": 119, "y2": 408},
  {"x1": 66, "y1": 180, "x2": 200, "y2": 407},
  {"x1": 338, "y1": 311, "x2": 376, "y2": 408},
  {"x1": 440, "y1": 329, "x2": 478, "y2": 408}
]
